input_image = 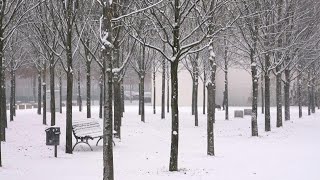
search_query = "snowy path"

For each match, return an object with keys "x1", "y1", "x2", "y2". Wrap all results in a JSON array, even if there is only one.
[{"x1": 0, "y1": 106, "x2": 319, "y2": 180}]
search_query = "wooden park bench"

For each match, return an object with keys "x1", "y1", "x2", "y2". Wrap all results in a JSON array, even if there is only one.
[{"x1": 72, "y1": 120, "x2": 115, "y2": 151}]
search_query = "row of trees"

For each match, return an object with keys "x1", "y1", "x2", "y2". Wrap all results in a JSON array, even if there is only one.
[{"x1": 0, "y1": 1, "x2": 320, "y2": 180}]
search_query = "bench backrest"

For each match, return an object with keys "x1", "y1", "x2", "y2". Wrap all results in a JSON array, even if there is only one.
[{"x1": 72, "y1": 120, "x2": 103, "y2": 137}]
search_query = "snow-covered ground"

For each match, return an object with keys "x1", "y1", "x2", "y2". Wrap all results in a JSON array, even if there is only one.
[{"x1": 0, "y1": 105, "x2": 319, "y2": 180}]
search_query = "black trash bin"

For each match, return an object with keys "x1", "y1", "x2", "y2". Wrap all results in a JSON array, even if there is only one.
[{"x1": 45, "y1": 127, "x2": 61, "y2": 146}]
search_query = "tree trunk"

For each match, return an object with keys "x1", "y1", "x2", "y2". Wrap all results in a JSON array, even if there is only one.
[
  {"x1": 140, "y1": 76, "x2": 145, "y2": 122},
  {"x1": 169, "y1": 60, "x2": 179, "y2": 171},
  {"x1": 167, "y1": 68, "x2": 170, "y2": 113},
  {"x1": 50, "y1": 58, "x2": 56, "y2": 126},
  {"x1": 99, "y1": 75, "x2": 103, "y2": 119},
  {"x1": 308, "y1": 71, "x2": 311, "y2": 116},
  {"x1": 37, "y1": 71, "x2": 41, "y2": 115},
  {"x1": 102, "y1": 2, "x2": 114, "y2": 178},
  {"x1": 192, "y1": 76, "x2": 195, "y2": 115},
  {"x1": 59, "y1": 74, "x2": 62, "y2": 114},
  {"x1": 251, "y1": 51, "x2": 258, "y2": 136},
  {"x1": 264, "y1": 68, "x2": 271, "y2": 131},
  {"x1": 65, "y1": 7, "x2": 73, "y2": 153},
  {"x1": 121, "y1": 82, "x2": 124, "y2": 117},
  {"x1": 86, "y1": 61, "x2": 91, "y2": 118},
  {"x1": 43, "y1": 67, "x2": 47, "y2": 125},
  {"x1": 10, "y1": 65, "x2": 14, "y2": 121},
  {"x1": 207, "y1": 83, "x2": 214, "y2": 156},
  {"x1": 0, "y1": 67, "x2": 6, "y2": 140},
  {"x1": 207, "y1": 48, "x2": 216, "y2": 155},
  {"x1": 193, "y1": 60, "x2": 199, "y2": 126},
  {"x1": 276, "y1": 64, "x2": 282, "y2": 127},
  {"x1": 261, "y1": 74, "x2": 264, "y2": 114},
  {"x1": 77, "y1": 69, "x2": 82, "y2": 112},
  {"x1": 298, "y1": 70, "x2": 302, "y2": 118},
  {"x1": 224, "y1": 36, "x2": 229, "y2": 120},
  {"x1": 153, "y1": 64, "x2": 156, "y2": 114},
  {"x1": 284, "y1": 69, "x2": 290, "y2": 120},
  {"x1": 138, "y1": 83, "x2": 141, "y2": 115},
  {"x1": 203, "y1": 63, "x2": 206, "y2": 115},
  {"x1": 311, "y1": 70, "x2": 315, "y2": 113},
  {"x1": 161, "y1": 52, "x2": 166, "y2": 119},
  {"x1": 33, "y1": 75, "x2": 36, "y2": 102},
  {"x1": 113, "y1": 80, "x2": 121, "y2": 138}
]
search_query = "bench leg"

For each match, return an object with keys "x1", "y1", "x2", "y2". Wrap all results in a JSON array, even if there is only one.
[
  {"x1": 96, "y1": 137, "x2": 116, "y2": 146},
  {"x1": 96, "y1": 137, "x2": 102, "y2": 146},
  {"x1": 73, "y1": 139, "x2": 93, "y2": 151}
]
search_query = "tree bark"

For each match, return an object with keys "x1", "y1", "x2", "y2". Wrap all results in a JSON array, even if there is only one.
[
  {"x1": 10, "y1": 62, "x2": 15, "y2": 121},
  {"x1": 251, "y1": 52, "x2": 258, "y2": 136},
  {"x1": 284, "y1": 68, "x2": 290, "y2": 120},
  {"x1": 298, "y1": 70, "x2": 302, "y2": 118},
  {"x1": 86, "y1": 61, "x2": 91, "y2": 118},
  {"x1": 161, "y1": 49, "x2": 166, "y2": 119},
  {"x1": 203, "y1": 63, "x2": 206, "y2": 115},
  {"x1": 308, "y1": 71, "x2": 311, "y2": 116},
  {"x1": 113, "y1": 80, "x2": 121, "y2": 138},
  {"x1": 167, "y1": 65, "x2": 170, "y2": 113},
  {"x1": 77, "y1": 69, "x2": 82, "y2": 112},
  {"x1": 59, "y1": 73, "x2": 62, "y2": 114},
  {"x1": 261, "y1": 74, "x2": 264, "y2": 114},
  {"x1": 169, "y1": 60, "x2": 179, "y2": 171},
  {"x1": 207, "y1": 48, "x2": 216, "y2": 155},
  {"x1": 224, "y1": 36, "x2": 229, "y2": 120},
  {"x1": 65, "y1": 1, "x2": 74, "y2": 154},
  {"x1": 264, "y1": 67, "x2": 271, "y2": 131},
  {"x1": 276, "y1": 64, "x2": 282, "y2": 127},
  {"x1": 50, "y1": 57, "x2": 56, "y2": 126},
  {"x1": 153, "y1": 63, "x2": 156, "y2": 114},
  {"x1": 42, "y1": 66, "x2": 47, "y2": 125},
  {"x1": 37, "y1": 70, "x2": 42, "y2": 115},
  {"x1": 99, "y1": 75, "x2": 103, "y2": 119},
  {"x1": 140, "y1": 76, "x2": 145, "y2": 122},
  {"x1": 102, "y1": 2, "x2": 114, "y2": 179}
]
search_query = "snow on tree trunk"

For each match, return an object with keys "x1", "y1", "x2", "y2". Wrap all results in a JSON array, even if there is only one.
[
  {"x1": 207, "y1": 45, "x2": 216, "y2": 155},
  {"x1": 102, "y1": 1, "x2": 114, "y2": 179},
  {"x1": 193, "y1": 59, "x2": 199, "y2": 126},
  {"x1": 251, "y1": 51, "x2": 258, "y2": 136}
]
